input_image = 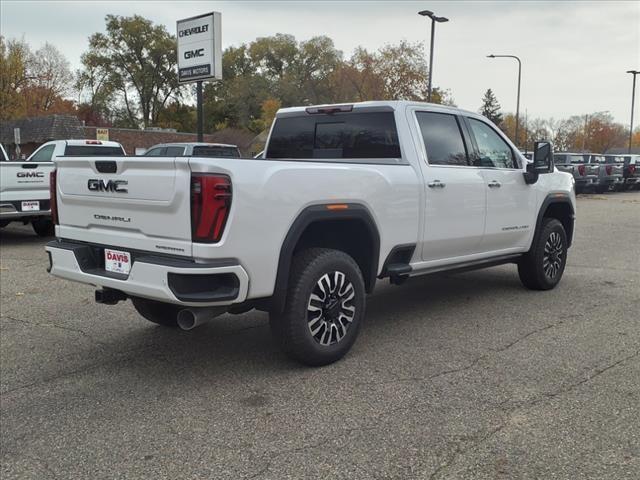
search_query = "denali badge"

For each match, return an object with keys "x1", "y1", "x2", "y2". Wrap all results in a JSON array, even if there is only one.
[{"x1": 88, "y1": 179, "x2": 128, "y2": 193}]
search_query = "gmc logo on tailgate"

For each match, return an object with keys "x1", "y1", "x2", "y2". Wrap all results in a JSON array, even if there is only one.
[{"x1": 87, "y1": 179, "x2": 128, "y2": 193}]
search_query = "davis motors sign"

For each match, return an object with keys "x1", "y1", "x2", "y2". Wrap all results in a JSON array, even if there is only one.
[{"x1": 177, "y1": 12, "x2": 222, "y2": 83}]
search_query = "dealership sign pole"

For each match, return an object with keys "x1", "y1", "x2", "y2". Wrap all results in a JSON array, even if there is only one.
[{"x1": 177, "y1": 12, "x2": 222, "y2": 142}]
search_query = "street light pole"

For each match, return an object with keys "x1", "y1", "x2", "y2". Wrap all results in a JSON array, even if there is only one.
[
  {"x1": 627, "y1": 70, "x2": 639, "y2": 154},
  {"x1": 419, "y1": 10, "x2": 449, "y2": 103},
  {"x1": 487, "y1": 54, "x2": 522, "y2": 147}
]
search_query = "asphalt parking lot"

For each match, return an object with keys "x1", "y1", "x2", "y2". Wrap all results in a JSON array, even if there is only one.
[{"x1": 1, "y1": 192, "x2": 638, "y2": 479}]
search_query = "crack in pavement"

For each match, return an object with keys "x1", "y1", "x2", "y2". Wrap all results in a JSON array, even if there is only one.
[
  {"x1": 2, "y1": 314, "x2": 109, "y2": 347},
  {"x1": 0, "y1": 322, "x2": 268, "y2": 397},
  {"x1": 429, "y1": 349, "x2": 639, "y2": 479}
]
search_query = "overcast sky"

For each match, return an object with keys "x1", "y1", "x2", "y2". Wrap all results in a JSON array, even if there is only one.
[{"x1": 2, "y1": 1, "x2": 639, "y2": 124}]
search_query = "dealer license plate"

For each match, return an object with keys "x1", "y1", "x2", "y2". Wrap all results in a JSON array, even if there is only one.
[
  {"x1": 21, "y1": 201, "x2": 40, "y2": 211},
  {"x1": 104, "y1": 248, "x2": 131, "y2": 275}
]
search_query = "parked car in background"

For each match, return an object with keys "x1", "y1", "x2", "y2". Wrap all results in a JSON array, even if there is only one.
[
  {"x1": 591, "y1": 154, "x2": 624, "y2": 193},
  {"x1": 27, "y1": 140, "x2": 126, "y2": 162},
  {"x1": 554, "y1": 152, "x2": 599, "y2": 193},
  {"x1": 618, "y1": 155, "x2": 640, "y2": 190},
  {"x1": 0, "y1": 140, "x2": 126, "y2": 236},
  {"x1": 143, "y1": 142, "x2": 241, "y2": 158}
]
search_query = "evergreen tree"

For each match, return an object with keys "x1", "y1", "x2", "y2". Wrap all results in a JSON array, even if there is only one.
[{"x1": 479, "y1": 88, "x2": 503, "y2": 125}]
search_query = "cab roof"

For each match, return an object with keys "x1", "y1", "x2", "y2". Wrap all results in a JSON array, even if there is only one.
[
  {"x1": 276, "y1": 100, "x2": 480, "y2": 119},
  {"x1": 149, "y1": 142, "x2": 239, "y2": 149}
]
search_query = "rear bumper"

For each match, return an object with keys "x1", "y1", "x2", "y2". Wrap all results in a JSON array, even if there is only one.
[
  {"x1": 0, "y1": 201, "x2": 51, "y2": 220},
  {"x1": 600, "y1": 176, "x2": 624, "y2": 185},
  {"x1": 575, "y1": 177, "x2": 597, "y2": 186},
  {"x1": 46, "y1": 240, "x2": 249, "y2": 307}
]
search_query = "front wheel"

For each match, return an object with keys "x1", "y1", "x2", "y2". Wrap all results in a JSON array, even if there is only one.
[
  {"x1": 518, "y1": 218, "x2": 568, "y2": 290},
  {"x1": 270, "y1": 248, "x2": 366, "y2": 366}
]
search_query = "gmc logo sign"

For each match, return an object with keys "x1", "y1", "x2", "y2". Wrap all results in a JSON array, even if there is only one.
[
  {"x1": 184, "y1": 48, "x2": 204, "y2": 59},
  {"x1": 17, "y1": 171, "x2": 44, "y2": 178},
  {"x1": 87, "y1": 179, "x2": 128, "y2": 193}
]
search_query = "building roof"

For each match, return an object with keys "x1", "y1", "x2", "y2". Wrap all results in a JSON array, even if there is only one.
[{"x1": 0, "y1": 115, "x2": 84, "y2": 145}]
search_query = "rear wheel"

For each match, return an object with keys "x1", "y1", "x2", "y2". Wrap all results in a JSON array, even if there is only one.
[
  {"x1": 131, "y1": 297, "x2": 180, "y2": 327},
  {"x1": 270, "y1": 248, "x2": 366, "y2": 366},
  {"x1": 32, "y1": 218, "x2": 54, "y2": 237},
  {"x1": 518, "y1": 218, "x2": 568, "y2": 290}
]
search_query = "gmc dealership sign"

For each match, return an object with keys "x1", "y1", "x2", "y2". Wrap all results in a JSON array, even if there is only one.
[{"x1": 176, "y1": 12, "x2": 222, "y2": 83}]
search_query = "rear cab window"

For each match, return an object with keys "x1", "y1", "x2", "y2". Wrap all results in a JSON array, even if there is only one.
[
  {"x1": 64, "y1": 145, "x2": 125, "y2": 156},
  {"x1": 570, "y1": 155, "x2": 588, "y2": 164},
  {"x1": 192, "y1": 146, "x2": 240, "y2": 158},
  {"x1": 266, "y1": 110, "x2": 401, "y2": 161}
]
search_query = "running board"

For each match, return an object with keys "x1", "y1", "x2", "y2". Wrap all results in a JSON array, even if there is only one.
[{"x1": 409, "y1": 254, "x2": 522, "y2": 278}]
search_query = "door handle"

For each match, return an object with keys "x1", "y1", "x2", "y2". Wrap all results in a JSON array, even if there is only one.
[
  {"x1": 487, "y1": 180, "x2": 501, "y2": 188},
  {"x1": 428, "y1": 180, "x2": 446, "y2": 188}
]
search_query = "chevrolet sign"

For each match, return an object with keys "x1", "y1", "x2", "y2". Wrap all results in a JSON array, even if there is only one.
[{"x1": 176, "y1": 12, "x2": 222, "y2": 83}]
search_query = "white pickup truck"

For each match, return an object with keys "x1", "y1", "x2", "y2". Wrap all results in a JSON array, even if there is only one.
[
  {"x1": 46, "y1": 101, "x2": 575, "y2": 365},
  {"x1": 1, "y1": 140, "x2": 125, "y2": 236}
]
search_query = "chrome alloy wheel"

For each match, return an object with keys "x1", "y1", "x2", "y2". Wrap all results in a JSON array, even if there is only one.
[
  {"x1": 307, "y1": 271, "x2": 356, "y2": 346},
  {"x1": 543, "y1": 231, "x2": 564, "y2": 279}
]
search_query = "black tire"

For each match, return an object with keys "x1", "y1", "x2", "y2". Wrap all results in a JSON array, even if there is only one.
[
  {"x1": 518, "y1": 218, "x2": 568, "y2": 290},
  {"x1": 131, "y1": 297, "x2": 180, "y2": 327},
  {"x1": 595, "y1": 185, "x2": 606, "y2": 194},
  {"x1": 32, "y1": 218, "x2": 54, "y2": 237},
  {"x1": 269, "y1": 248, "x2": 366, "y2": 366}
]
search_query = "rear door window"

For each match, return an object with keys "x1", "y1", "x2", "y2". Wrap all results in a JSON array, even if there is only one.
[
  {"x1": 64, "y1": 146, "x2": 124, "y2": 156},
  {"x1": 266, "y1": 111, "x2": 401, "y2": 160},
  {"x1": 415, "y1": 112, "x2": 469, "y2": 166},
  {"x1": 29, "y1": 144, "x2": 56, "y2": 162}
]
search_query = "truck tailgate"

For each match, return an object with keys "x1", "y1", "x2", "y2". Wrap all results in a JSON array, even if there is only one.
[
  {"x1": 0, "y1": 162, "x2": 54, "y2": 201},
  {"x1": 56, "y1": 156, "x2": 193, "y2": 256}
]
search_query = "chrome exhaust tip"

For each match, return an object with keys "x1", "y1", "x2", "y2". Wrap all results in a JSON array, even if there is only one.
[{"x1": 176, "y1": 307, "x2": 226, "y2": 331}]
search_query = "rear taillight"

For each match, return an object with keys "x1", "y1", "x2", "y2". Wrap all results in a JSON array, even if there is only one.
[
  {"x1": 606, "y1": 165, "x2": 612, "y2": 175},
  {"x1": 50, "y1": 170, "x2": 59, "y2": 225},
  {"x1": 190, "y1": 174, "x2": 231, "y2": 243},
  {"x1": 578, "y1": 164, "x2": 585, "y2": 176},
  {"x1": 630, "y1": 165, "x2": 636, "y2": 175}
]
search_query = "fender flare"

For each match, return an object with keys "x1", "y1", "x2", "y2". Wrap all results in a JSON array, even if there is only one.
[
  {"x1": 533, "y1": 193, "x2": 575, "y2": 248},
  {"x1": 271, "y1": 203, "x2": 380, "y2": 314}
]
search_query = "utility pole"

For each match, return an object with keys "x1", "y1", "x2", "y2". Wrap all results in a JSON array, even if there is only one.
[
  {"x1": 418, "y1": 10, "x2": 449, "y2": 103},
  {"x1": 627, "y1": 70, "x2": 639, "y2": 154},
  {"x1": 487, "y1": 54, "x2": 521, "y2": 147}
]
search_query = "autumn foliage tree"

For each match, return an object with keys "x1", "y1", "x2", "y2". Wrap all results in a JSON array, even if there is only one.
[{"x1": 0, "y1": 37, "x2": 75, "y2": 120}]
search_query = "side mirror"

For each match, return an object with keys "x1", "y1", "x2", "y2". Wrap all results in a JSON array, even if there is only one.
[
  {"x1": 533, "y1": 141, "x2": 554, "y2": 174},
  {"x1": 524, "y1": 141, "x2": 554, "y2": 184}
]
